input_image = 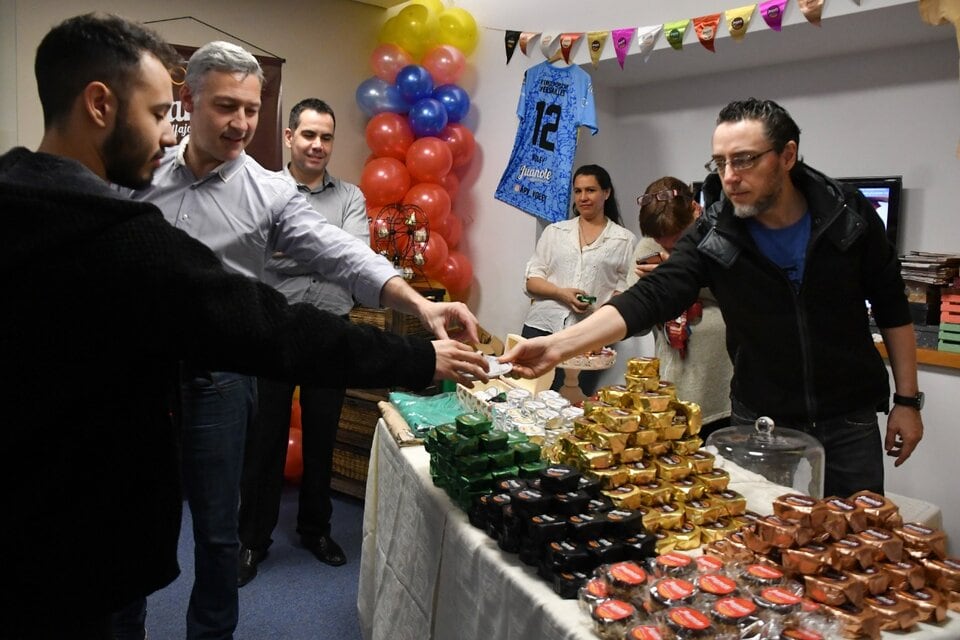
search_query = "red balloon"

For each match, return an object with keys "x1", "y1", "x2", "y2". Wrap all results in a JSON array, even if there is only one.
[
  {"x1": 370, "y1": 43, "x2": 414, "y2": 83},
  {"x1": 365, "y1": 113, "x2": 414, "y2": 161},
  {"x1": 290, "y1": 397, "x2": 302, "y2": 431},
  {"x1": 438, "y1": 123, "x2": 476, "y2": 169},
  {"x1": 421, "y1": 44, "x2": 466, "y2": 86},
  {"x1": 438, "y1": 171, "x2": 460, "y2": 203},
  {"x1": 284, "y1": 428, "x2": 303, "y2": 484},
  {"x1": 437, "y1": 210, "x2": 463, "y2": 249},
  {"x1": 421, "y1": 233, "x2": 450, "y2": 278},
  {"x1": 403, "y1": 182, "x2": 451, "y2": 230},
  {"x1": 405, "y1": 136, "x2": 453, "y2": 184},
  {"x1": 360, "y1": 157, "x2": 411, "y2": 206},
  {"x1": 438, "y1": 250, "x2": 473, "y2": 294}
]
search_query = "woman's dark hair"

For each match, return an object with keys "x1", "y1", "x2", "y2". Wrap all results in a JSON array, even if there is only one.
[
  {"x1": 638, "y1": 176, "x2": 695, "y2": 240},
  {"x1": 572, "y1": 164, "x2": 623, "y2": 226},
  {"x1": 35, "y1": 13, "x2": 181, "y2": 127}
]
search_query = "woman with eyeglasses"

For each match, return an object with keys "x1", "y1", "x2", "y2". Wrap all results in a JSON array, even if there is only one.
[
  {"x1": 520, "y1": 164, "x2": 637, "y2": 396},
  {"x1": 627, "y1": 177, "x2": 733, "y2": 439}
]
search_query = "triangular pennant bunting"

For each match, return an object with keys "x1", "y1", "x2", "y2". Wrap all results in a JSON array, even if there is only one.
[
  {"x1": 693, "y1": 14, "x2": 722, "y2": 52},
  {"x1": 586, "y1": 31, "x2": 609, "y2": 68},
  {"x1": 519, "y1": 32, "x2": 539, "y2": 56},
  {"x1": 636, "y1": 25, "x2": 663, "y2": 63},
  {"x1": 611, "y1": 27, "x2": 637, "y2": 69},
  {"x1": 799, "y1": 0, "x2": 825, "y2": 25},
  {"x1": 559, "y1": 32, "x2": 583, "y2": 64},
  {"x1": 664, "y1": 19, "x2": 690, "y2": 50},
  {"x1": 726, "y1": 5, "x2": 757, "y2": 41},
  {"x1": 505, "y1": 30, "x2": 521, "y2": 64},
  {"x1": 759, "y1": 0, "x2": 788, "y2": 31}
]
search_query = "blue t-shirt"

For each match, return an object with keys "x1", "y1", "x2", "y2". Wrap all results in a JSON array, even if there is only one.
[
  {"x1": 747, "y1": 211, "x2": 811, "y2": 290},
  {"x1": 494, "y1": 62, "x2": 598, "y2": 223}
]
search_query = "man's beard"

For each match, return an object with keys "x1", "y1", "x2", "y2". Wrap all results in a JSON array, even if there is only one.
[
  {"x1": 733, "y1": 173, "x2": 783, "y2": 220},
  {"x1": 103, "y1": 102, "x2": 155, "y2": 190}
]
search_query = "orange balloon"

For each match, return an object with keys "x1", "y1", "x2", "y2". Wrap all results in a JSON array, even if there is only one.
[
  {"x1": 405, "y1": 136, "x2": 453, "y2": 184},
  {"x1": 421, "y1": 44, "x2": 466, "y2": 86},
  {"x1": 437, "y1": 210, "x2": 463, "y2": 249},
  {"x1": 403, "y1": 182, "x2": 451, "y2": 230},
  {"x1": 360, "y1": 157, "x2": 411, "y2": 206},
  {"x1": 370, "y1": 43, "x2": 413, "y2": 83},
  {"x1": 421, "y1": 233, "x2": 450, "y2": 277},
  {"x1": 284, "y1": 428, "x2": 303, "y2": 484},
  {"x1": 438, "y1": 171, "x2": 460, "y2": 203},
  {"x1": 438, "y1": 123, "x2": 476, "y2": 169},
  {"x1": 365, "y1": 112, "x2": 414, "y2": 161},
  {"x1": 438, "y1": 250, "x2": 473, "y2": 294}
]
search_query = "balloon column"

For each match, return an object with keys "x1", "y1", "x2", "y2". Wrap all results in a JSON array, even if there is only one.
[{"x1": 357, "y1": 2, "x2": 478, "y2": 297}]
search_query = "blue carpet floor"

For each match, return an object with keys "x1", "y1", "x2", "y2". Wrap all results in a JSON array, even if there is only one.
[{"x1": 146, "y1": 486, "x2": 365, "y2": 640}]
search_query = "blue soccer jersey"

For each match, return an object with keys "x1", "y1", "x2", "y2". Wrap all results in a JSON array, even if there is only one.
[{"x1": 495, "y1": 62, "x2": 598, "y2": 223}]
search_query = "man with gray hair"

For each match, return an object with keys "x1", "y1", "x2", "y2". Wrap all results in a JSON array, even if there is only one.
[{"x1": 129, "y1": 41, "x2": 483, "y2": 639}]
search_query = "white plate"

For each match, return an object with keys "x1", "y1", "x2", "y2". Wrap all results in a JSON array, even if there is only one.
[{"x1": 463, "y1": 354, "x2": 513, "y2": 380}]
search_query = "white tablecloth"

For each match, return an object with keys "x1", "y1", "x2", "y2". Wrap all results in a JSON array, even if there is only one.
[{"x1": 358, "y1": 419, "x2": 958, "y2": 640}]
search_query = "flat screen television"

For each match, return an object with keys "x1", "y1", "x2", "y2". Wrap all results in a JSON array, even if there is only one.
[{"x1": 837, "y1": 175, "x2": 903, "y2": 250}]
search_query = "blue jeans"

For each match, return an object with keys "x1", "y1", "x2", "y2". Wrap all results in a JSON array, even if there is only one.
[
  {"x1": 730, "y1": 397, "x2": 884, "y2": 499},
  {"x1": 181, "y1": 371, "x2": 256, "y2": 640}
]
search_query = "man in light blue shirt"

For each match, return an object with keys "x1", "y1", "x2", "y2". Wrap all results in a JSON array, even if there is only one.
[
  {"x1": 238, "y1": 98, "x2": 367, "y2": 584},
  {"x1": 129, "y1": 42, "x2": 483, "y2": 640}
]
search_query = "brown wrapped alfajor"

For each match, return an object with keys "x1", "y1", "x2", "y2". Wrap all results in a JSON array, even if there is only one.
[
  {"x1": 830, "y1": 535, "x2": 876, "y2": 571},
  {"x1": 823, "y1": 496, "x2": 868, "y2": 533},
  {"x1": 772, "y1": 493, "x2": 845, "y2": 539},
  {"x1": 880, "y1": 559, "x2": 927, "y2": 591},
  {"x1": 895, "y1": 586, "x2": 948, "y2": 623},
  {"x1": 804, "y1": 569, "x2": 865, "y2": 607},
  {"x1": 921, "y1": 556, "x2": 960, "y2": 592},
  {"x1": 757, "y1": 515, "x2": 815, "y2": 548},
  {"x1": 821, "y1": 602, "x2": 882, "y2": 639},
  {"x1": 781, "y1": 543, "x2": 834, "y2": 576},
  {"x1": 854, "y1": 527, "x2": 904, "y2": 563},
  {"x1": 893, "y1": 522, "x2": 947, "y2": 560},
  {"x1": 862, "y1": 591, "x2": 920, "y2": 631},
  {"x1": 845, "y1": 565, "x2": 891, "y2": 596},
  {"x1": 849, "y1": 490, "x2": 903, "y2": 529}
]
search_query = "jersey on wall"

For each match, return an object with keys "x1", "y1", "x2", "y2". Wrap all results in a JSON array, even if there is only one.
[{"x1": 495, "y1": 61, "x2": 598, "y2": 223}]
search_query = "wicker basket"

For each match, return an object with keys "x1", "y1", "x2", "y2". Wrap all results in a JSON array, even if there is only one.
[{"x1": 332, "y1": 445, "x2": 371, "y2": 483}]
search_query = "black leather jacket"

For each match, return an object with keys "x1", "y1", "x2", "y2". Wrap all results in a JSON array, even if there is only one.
[{"x1": 610, "y1": 162, "x2": 911, "y2": 423}]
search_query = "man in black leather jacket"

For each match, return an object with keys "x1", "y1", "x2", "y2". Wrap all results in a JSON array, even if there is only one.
[{"x1": 504, "y1": 98, "x2": 924, "y2": 500}]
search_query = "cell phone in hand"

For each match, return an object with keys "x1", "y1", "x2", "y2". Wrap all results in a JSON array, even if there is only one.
[{"x1": 636, "y1": 251, "x2": 662, "y2": 265}]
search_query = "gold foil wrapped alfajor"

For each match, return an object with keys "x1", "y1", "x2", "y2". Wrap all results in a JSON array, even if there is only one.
[
  {"x1": 671, "y1": 522, "x2": 703, "y2": 551},
  {"x1": 696, "y1": 469, "x2": 731, "y2": 493},
  {"x1": 671, "y1": 436, "x2": 703, "y2": 456},
  {"x1": 636, "y1": 480, "x2": 673, "y2": 506},
  {"x1": 589, "y1": 425, "x2": 631, "y2": 456},
  {"x1": 585, "y1": 465, "x2": 630, "y2": 490},
  {"x1": 644, "y1": 440, "x2": 672, "y2": 457},
  {"x1": 688, "y1": 450, "x2": 715, "y2": 474},
  {"x1": 653, "y1": 503, "x2": 685, "y2": 531},
  {"x1": 699, "y1": 517, "x2": 738, "y2": 544},
  {"x1": 626, "y1": 357, "x2": 659, "y2": 378},
  {"x1": 597, "y1": 385, "x2": 632, "y2": 407},
  {"x1": 657, "y1": 381, "x2": 677, "y2": 398},
  {"x1": 600, "y1": 408, "x2": 641, "y2": 434},
  {"x1": 683, "y1": 497, "x2": 723, "y2": 525},
  {"x1": 669, "y1": 400, "x2": 702, "y2": 436},
  {"x1": 628, "y1": 392, "x2": 673, "y2": 413},
  {"x1": 668, "y1": 477, "x2": 706, "y2": 503},
  {"x1": 712, "y1": 489, "x2": 748, "y2": 517},
  {"x1": 654, "y1": 454, "x2": 691, "y2": 482},
  {"x1": 623, "y1": 459, "x2": 657, "y2": 485},
  {"x1": 582, "y1": 398, "x2": 616, "y2": 421},
  {"x1": 572, "y1": 416, "x2": 599, "y2": 440},
  {"x1": 624, "y1": 374, "x2": 659, "y2": 392},
  {"x1": 602, "y1": 484, "x2": 644, "y2": 510},
  {"x1": 619, "y1": 446, "x2": 646, "y2": 463},
  {"x1": 629, "y1": 427, "x2": 658, "y2": 447}
]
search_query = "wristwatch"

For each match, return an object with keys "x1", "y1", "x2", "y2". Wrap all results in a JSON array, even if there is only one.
[{"x1": 892, "y1": 392, "x2": 924, "y2": 410}]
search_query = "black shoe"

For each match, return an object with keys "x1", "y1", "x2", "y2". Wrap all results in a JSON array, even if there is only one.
[
  {"x1": 238, "y1": 546, "x2": 268, "y2": 587},
  {"x1": 302, "y1": 534, "x2": 346, "y2": 566}
]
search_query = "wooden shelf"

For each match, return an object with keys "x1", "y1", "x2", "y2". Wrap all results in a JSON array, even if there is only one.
[{"x1": 875, "y1": 342, "x2": 960, "y2": 370}]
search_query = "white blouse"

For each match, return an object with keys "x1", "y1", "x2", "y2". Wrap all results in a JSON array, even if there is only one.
[{"x1": 523, "y1": 217, "x2": 636, "y2": 333}]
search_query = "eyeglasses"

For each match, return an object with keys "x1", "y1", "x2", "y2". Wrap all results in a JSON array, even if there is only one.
[
  {"x1": 637, "y1": 189, "x2": 689, "y2": 208},
  {"x1": 704, "y1": 148, "x2": 775, "y2": 174}
]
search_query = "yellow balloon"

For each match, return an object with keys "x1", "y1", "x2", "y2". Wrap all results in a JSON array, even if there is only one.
[
  {"x1": 378, "y1": 16, "x2": 401, "y2": 45},
  {"x1": 393, "y1": 4, "x2": 434, "y2": 59},
  {"x1": 437, "y1": 7, "x2": 478, "y2": 56},
  {"x1": 407, "y1": 0, "x2": 444, "y2": 19}
]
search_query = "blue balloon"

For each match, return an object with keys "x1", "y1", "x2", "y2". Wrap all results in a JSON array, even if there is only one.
[
  {"x1": 395, "y1": 65, "x2": 435, "y2": 104},
  {"x1": 408, "y1": 98, "x2": 448, "y2": 138},
  {"x1": 432, "y1": 84, "x2": 470, "y2": 123},
  {"x1": 356, "y1": 77, "x2": 410, "y2": 117}
]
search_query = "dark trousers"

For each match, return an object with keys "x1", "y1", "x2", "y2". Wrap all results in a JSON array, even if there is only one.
[
  {"x1": 520, "y1": 324, "x2": 602, "y2": 396},
  {"x1": 730, "y1": 397, "x2": 884, "y2": 500},
  {"x1": 239, "y1": 378, "x2": 346, "y2": 551}
]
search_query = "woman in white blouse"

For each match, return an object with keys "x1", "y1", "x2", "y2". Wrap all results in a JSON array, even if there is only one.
[{"x1": 521, "y1": 164, "x2": 637, "y2": 395}]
